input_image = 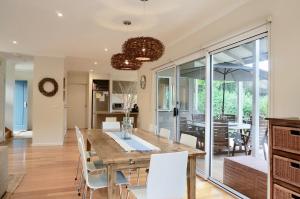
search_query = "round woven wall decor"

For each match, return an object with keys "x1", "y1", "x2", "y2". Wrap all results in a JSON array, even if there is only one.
[{"x1": 38, "y1": 78, "x2": 58, "y2": 97}]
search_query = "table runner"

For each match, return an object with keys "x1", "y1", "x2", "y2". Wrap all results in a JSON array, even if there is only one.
[{"x1": 104, "y1": 131, "x2": 160, "y2": 152}]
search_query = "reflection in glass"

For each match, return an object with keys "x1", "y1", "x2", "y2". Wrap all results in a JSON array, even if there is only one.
[
  {"x1": 178, "y1": 57, "x2": 206, "y2": 174},
  {"x1": 157, "y1": 68, "x2": 176, "y2": 139},
  {"x1": 157, "y1": 77, "x2": 171, "y2": 110}
]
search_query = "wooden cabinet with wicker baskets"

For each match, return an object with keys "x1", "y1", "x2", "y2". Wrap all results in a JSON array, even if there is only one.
[{"x1": 268, "y1": 118, "x2": 300, "y2": 199}]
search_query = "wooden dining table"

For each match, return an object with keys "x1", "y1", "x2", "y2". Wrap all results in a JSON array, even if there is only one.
[{"x1": 86, "y1": 128, "x2": 205, "y2": 199}]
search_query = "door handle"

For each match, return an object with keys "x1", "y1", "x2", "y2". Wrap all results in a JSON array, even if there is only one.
[
  {"x1": 173, "y1": 107, "x2": 178, "y2": 117},
  {"x1": 24, "y1": 101, "x2": 28, "y2": 108}
]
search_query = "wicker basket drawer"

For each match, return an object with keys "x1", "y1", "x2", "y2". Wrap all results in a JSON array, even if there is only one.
[
  {"x1": 273, "y1": 155, "x2": 300, "y2": 187},
  {"x1": 274, "y1": 184, "x2": 300, "y2": 199},
  {"x1": 273, "y1": 126, "x2": 300, "y2": 154}
]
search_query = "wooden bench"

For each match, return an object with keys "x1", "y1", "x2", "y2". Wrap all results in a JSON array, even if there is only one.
[{"x1": 224, "y1": 156, "x2": 267, "y2": 199}]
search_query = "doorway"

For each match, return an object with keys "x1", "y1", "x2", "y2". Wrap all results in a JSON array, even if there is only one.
[
  {"x1": 209, "y1": 36, "x2": 269, "y2": 185},
  {"x1": 13, "y1": 80, "x2": 28, "y2": 132},
  {"x1": 67, "y1": 84, "x2": 88, "y2": 129}
]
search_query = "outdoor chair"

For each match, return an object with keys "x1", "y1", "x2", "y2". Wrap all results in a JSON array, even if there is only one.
[
  {"x1": 180, "y1": 118, "x2": 203, "y2": 149},
  {"x1": 213, "y1": 120, "x2": 230, "y2": 155},
  {"x1": 232, "y1": 129, "x2": 251, "y2": 156},
  {"x1": 259, "y1": 117, "x2": 268, "y2": 146},
  {"x1": 192, "y1": 113, "x2": 205, "y2": 122}
]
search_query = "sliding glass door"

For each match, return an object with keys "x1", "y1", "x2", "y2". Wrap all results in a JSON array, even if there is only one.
[
  {"x1": 155, "y1": 31, "x2": 269, "y2": 198},
  {"x1": 177, "y1": 57, "x2": 207, "y2": 174},
  {"x1": 210, "y1": 36, "x2": 269, "y2": 188}
]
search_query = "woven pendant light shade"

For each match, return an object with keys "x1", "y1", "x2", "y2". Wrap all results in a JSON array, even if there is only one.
[
  {"x1": 122, "y1": 36, "x2": 164, "y2": 62},
  {"x1": 111, "y1": 53, "x2": 142, "y2": 70}
]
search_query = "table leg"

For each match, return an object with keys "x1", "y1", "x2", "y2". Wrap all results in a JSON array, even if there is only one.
[
  {"x1": 187, "y1": 156, "x2": 196, "y2": 199},
  {"x1": 107, "y1": 165, "x2": 116, "y2": 199}
]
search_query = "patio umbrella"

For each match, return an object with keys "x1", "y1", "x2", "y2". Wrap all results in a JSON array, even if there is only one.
[
  {"x1": 180, "y1": 62, "x2": 268, "y2": 115},
  {"x1": 214, "y1": 62, "x2": 268, "y2": 115}
]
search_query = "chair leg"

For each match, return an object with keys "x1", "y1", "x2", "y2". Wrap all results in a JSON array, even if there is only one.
[
  {"x1": 82, "y1": 182, "x2": 87, "y2": 199},
  {"x1": 75, "y1": 155, "x2": 81, "y2": 181},
  {"x1": 90, "y1": 189, "x2": 94, "y2": 199},
  {"x1": 137, "y1": 169, "x2": 140, "y2": 185},
  {"x1": 128, "y1": 170, "x2": 131, "y2": 183},
  {"x1": 232, "y1": 143, "x2": 236, "y2": 156},
  {"x1": 119, "y1": 185, "x2": 122, "y2": 199},
  {"x1": 126, "y1": 190, "x2": 130, "y2": 199},
  {"x1": 77, "y1": 171, "x2": 83, "y2": 196}
]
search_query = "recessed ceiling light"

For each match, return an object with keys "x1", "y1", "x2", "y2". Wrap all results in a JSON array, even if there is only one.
[
  {"x1": 104, "y1": 48, "x2": 108, "y2": 52},
  {"x1": 94, "y1": 61, "x2": 98, "y2": 65},
  {"x1": 56, "y1": 11, "x2": 63, "y2": 17},
  {"x1": 12, "y1": 40, "x2": 18, "y2": 44}
]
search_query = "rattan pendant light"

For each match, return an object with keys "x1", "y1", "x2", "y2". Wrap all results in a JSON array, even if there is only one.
[
  {"x1": 111, "y1": 53, "x2": 142, "y2": 70},
  {"x1": 123, "y1": 36, "x2": 164, "y2": 62},
  {"x1": 122, "y1": 0, "x2": 165, "y2": 62}
]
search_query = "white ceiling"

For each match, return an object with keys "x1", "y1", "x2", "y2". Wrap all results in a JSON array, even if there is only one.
[{"x1": 0, "y1": 0, "x2": 249, "y2": 71}]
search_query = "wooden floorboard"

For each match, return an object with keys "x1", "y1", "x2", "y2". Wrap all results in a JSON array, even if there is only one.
[{"x1": 1, "y1": 130, "x2": 234, "y2": 199}]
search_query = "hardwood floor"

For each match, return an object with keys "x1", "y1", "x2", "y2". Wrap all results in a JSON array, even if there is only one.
[{"x1": 1, "y1": 130, "x2": 234, "y2": 199}]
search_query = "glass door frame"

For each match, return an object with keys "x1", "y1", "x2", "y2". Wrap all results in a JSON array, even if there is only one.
[
  {"x1": 175, "y1": 52, "x2": 210, "y2": 178},
  {"x1": 207, "y1": 33, "x2": 270, "y2": 197},
  {"x1": 155, "y1": 51, "x2": 210, "y2": 178},
  {"x1": 154, "y1": 25, "x2": 270, "y2": 197}
]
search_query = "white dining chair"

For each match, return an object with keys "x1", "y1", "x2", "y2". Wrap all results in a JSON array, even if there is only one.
[
  {"x1": 74, "y1": 126, "x2": 106, "y2": 196},
  {"x1": 105, "y1": 117, "x2": 117, "y2": 122},
  {"x1": 126, "y1": 151, "x2": 188, "y2": 199},
  {"x1": 102, "y1": 121, "x2": 121, "y2": 131},
  {"x1": 148, "y1": 124, "x2": 156, "y2": 133},
  {"x1": 180, "y1": 134, "x2": 197, "y2": 148},
  {"x1": 159, "y1": 128, "x2": 170, "y2": 139},
  {"x1": 74, "y1": 127, "x2": 97, "y2": 180},
  {"x1": 78, "y1": 138, "x2": 128, "y2": 199}
]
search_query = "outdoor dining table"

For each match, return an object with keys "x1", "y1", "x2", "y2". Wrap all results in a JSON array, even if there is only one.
[
  {"x1": 86, "y1": 128, "x2": 205, "y2": 199},
  {"x1": 190, "y1": 122, "x2": 252, "y2": 153},
  {"x1": 191, "y1": 121, "x2": 251, "y2": 131}
]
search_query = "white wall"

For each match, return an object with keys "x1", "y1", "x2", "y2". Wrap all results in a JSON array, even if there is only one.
[
  {"x1": 15, "y1": 69, "x2": 33, "y2": 130},
  {"x1": 32, "y1": 56, "x2": 64, "y2": 145},
  {"x1": 137, "y1": 0, "x2": 300, "y2": 131},
  {"x1": 0, "y1": 59, "x2": 5, "y2": 142},
  {"x1": 4, "y1": 61, "x2": 15, "y2": 131},
  {"x1": 137, "y1": 67, "x2": 155, "y2": 131}
]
